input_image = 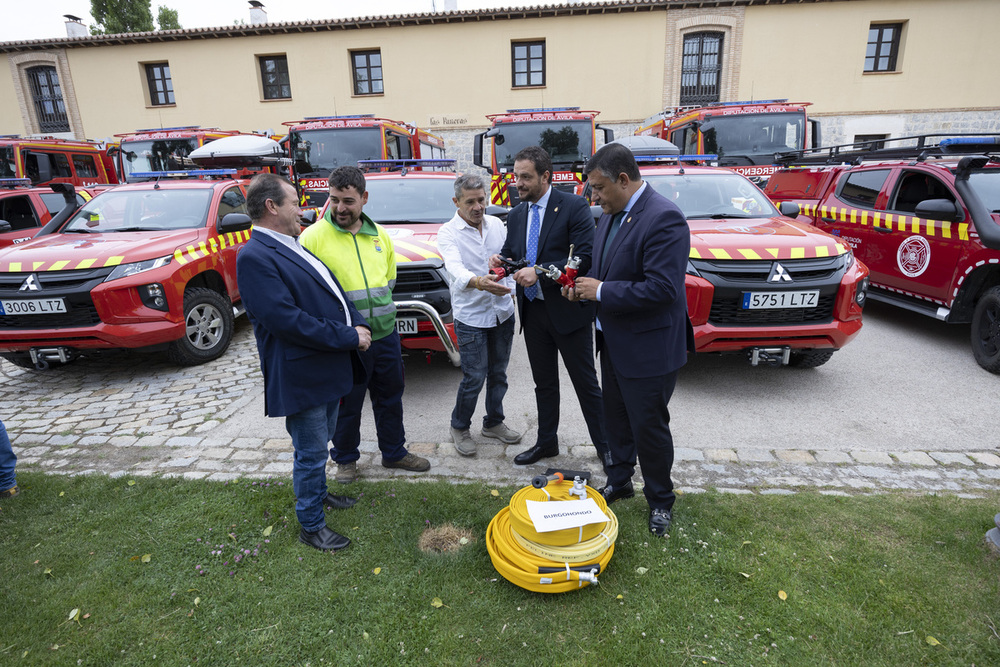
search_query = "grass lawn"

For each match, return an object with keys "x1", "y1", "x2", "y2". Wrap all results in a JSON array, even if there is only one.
[{"x1": 1, "y1": 472, "x2": 998, "y2": 666}]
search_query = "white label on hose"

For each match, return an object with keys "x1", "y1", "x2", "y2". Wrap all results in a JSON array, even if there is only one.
[{"x1": 525, "y1": 498, "x2": 607, "y2": 532}]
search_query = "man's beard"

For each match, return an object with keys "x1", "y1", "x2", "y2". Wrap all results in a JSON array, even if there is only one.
[{"x1": 332, "y1": 213, "x2": 357, "y2": 229}]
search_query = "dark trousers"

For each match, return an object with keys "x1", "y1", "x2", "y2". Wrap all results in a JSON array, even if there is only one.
[
  {"x1": 600, "y1": 348, "x2": 678, "y2": 511},
  {"x1": 522, "y1": 298, "x2": 608, "y2": 460},
  {"x1": 331, "y1": 330, "x2": 407, "y2": 465}
]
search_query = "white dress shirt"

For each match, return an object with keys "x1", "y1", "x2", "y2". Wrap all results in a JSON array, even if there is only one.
[
  {"x1": 523, "y1": 186, "x2": 553, "y2": 300},
  {"x1": 436, "y1": 212, "x2": 515, "y2": 328},
  {"x1": 254, "y1": 226, "x2": 352, "y2": 326}
]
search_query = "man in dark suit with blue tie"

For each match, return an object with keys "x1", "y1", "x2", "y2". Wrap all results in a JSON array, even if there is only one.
[
  {"x1": 237, "y1": 174, "x2": 372, "y2": 552},
  {"x1": 496, "y1": 146, "x2": 608, "y2": 466},
  {"x1": 565, "y1": 143, "x2": 694, "y2": 537}
]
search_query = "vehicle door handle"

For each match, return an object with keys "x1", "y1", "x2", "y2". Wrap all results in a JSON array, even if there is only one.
[
  {"x1": 821, "y1": 216, "x2": 836, "y2": 222},
  {"x1": 874, "y1": 225, "x2": 893, "y2": 233}
]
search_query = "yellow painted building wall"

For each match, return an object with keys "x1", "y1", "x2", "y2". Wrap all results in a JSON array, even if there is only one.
[
  {"x1": 54, "y1": 11, "x2": 666, "y2": 140},
  {"x1": 741, "y1": 0, "x2": 1000, "y2": 115}
]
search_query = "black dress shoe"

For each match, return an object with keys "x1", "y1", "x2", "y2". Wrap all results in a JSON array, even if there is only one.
[
  {"x1": 299, "y1": 525, "x2": 351, "y2": 551},
  {"x1": 322, "y1": 492, "x2": 358, "y2": 510},
  {"x1": 649, "y1": 508, "x2": 672, "y2": 537},
  {"x1": 597, "y1": 481, "x2": 635, "y2": 504},
  {"x1": 513, "y1": 444, "x2": 559, "y2": 465}
]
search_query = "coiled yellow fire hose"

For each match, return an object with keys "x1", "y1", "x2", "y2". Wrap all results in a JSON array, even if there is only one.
[{"x1": 486, "y1": 478, "x2": 618, "y2": 593}]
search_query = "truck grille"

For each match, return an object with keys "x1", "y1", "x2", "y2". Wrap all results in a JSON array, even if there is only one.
[
  {"x1": 395, "y1": 267, "x2": 448, "y2": 293},
  {"x1": 690, "y1": 255, "x2": 846, "y2": 326},
  {"x1": 0, "y1": 268, "x2": 112, "y2": 330}
]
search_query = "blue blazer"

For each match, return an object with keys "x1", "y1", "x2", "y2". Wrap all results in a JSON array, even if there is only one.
[
  {"x1": 237, "y1": 230, "x2": 369, "y2": 418},
  {"x1": 591, "y1": 184, "x2": 694, "y2": 378},
  {"x1": 501, "y1": 187, "x2": 597, "y2": 334}
]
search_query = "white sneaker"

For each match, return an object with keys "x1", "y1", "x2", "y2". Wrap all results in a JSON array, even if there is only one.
[
  {"x1": 451, "y1": 427, "x2": 477, "y2": 456},
  {"x1": 481, "y1": 422, "x2": 522, "y2": 444}
]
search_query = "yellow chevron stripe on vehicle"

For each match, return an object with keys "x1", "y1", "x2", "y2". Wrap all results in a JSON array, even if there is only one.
[
  {"x1": 690, "y1": 244, "x2": 845, "y2": 261},
  {"x1": 393, "y1": 238, "x2": 442, "y2": 262},
  {"x1": 172, "y1": 229, "x2": 250, "y2": 266},
  {"x1": 797, "y1": 203, "x2": 970, "y2": 242}
]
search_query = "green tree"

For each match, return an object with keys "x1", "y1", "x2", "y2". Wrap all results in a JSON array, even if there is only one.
[
  {"x1": 90, "y1": 0, "x2": 154, "y2": 34},
  {"x1": 157, "y1": 6, "x2": 181, "y2": 30}
]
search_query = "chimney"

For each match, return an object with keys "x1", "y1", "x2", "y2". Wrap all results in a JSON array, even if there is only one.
[
  {"x1": 249, "y1": 1, "x2": 267, "y2": 24},
  {"x1": 64, "y1": 14, "x2": 87, "y2": 38}
]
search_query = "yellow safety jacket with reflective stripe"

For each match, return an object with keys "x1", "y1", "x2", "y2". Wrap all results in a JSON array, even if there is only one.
[{"x1": 299, "y1": 211, "x2": 397, "y2": 341}]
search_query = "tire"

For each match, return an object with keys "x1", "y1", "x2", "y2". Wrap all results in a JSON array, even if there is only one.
[
  {"x1": 788, "y1": 349, "x2": 835, "y2": 369},
  {"x1": 166, "y1": 287, "x2": 234, "y2": 366},
  {"x1": 971, "y1": 285, "x2": 1000, "y2": 374},
  {"x1": 1, "y1": 352, "x2": 37, "y2": 369}
]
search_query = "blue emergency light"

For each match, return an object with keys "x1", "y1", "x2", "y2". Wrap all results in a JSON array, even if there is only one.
[
  {"x1": 940, "y1": 136, "x2": 1000, "y2": 147},
  {"x1": 634, "y1": 154, "x2": 719, "y2": 163},
  {"x1": 505, "y1": 107, "x2": 581, "y2": 114},
  {"x1": 714, "y1": 99, "x2": 790, "y2": 107},
  {"x1": 133, "y1": 125, "x2": 204, "y2": 133},
  {"x1": 358, "y1": 159, "x2": 456, "y2": 170},
  {"x1": 0, "y1": 178, "x2": 32, "y2": 188},
  {"x1": 302, "y1": 115, "x2": 376, "y2": 121},
  {"x1": 129, "y1": 169, "x2": 237, "y2": 178}
]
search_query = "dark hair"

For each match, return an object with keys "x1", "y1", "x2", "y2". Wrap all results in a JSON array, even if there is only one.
[
  {"x1": 584, "y1": 143, "x2": 640, "y2": 182},
  {"x1": 246, "y1": 173, "x2": 294, "y2": 221},
  {"x1": 328, "y1": 165, "x2": 367, "y2": 194},
  {"x1": 513, "y1": 145, "x2": 552, "y2": 183}
]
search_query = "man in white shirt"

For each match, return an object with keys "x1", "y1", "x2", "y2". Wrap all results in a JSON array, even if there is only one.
[{"x1": 436, "y1": 173, "x2": 522, "y2": 456}]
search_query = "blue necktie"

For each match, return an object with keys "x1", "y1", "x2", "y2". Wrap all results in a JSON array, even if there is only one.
[
  {"x1": 602, "y1": 211, "x2": 626, "y2": 265},
  {"x1": 524, "y1": 204, "x2": 540, "y2": 301}
]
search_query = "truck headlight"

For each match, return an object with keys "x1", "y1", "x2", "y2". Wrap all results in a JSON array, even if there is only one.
[{"x1": 105, "y1": 256, "x2": 172, "y2": 282}]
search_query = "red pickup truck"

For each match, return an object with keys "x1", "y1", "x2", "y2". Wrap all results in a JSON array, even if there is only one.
[{"x1": 765, "y1": 134, "x2": 1000, "y2": 373}]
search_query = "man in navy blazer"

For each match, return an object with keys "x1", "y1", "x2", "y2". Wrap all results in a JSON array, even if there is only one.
[
  {"x1": 495, "y1": 146, "x2": 607, "y2": 466},
  {"x1": 237, "y1": 174, "x2": 372, "y2": 552},
  {"x1": 566, "y1": 143, "x2": 694, "y2": 538}
]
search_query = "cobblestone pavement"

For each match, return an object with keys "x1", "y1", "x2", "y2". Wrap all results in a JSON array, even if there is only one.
[{"x1": 3, "y1": 322, "x2": 999, "y2": 497}]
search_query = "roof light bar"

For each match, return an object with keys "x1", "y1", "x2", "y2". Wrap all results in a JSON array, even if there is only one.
[
  {"x1": 133, "y1": 126, "x2": 203, "y2": 133},
  {"x1": 0, "y1": 177, "x2": 32, "y2": 188},
  {"x1": 505, "y1": 107, "x2": 581, "y2": 113},
  {"x1": 129, "y1": 169, "x2": 237, "y2": 178}
]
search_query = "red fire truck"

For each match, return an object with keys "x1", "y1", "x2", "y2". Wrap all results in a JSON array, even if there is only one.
[
  {"x1": 473, "y1": 107, "x2": 613, "y2": 206},
  {"x1": 0, "y1": 136, "x2": 118, "y2": 187},
  {"x1": 634, "y1": 100, "x2": 820, "y2": 181},
  {"x1": 112, "y1": 127, "x2": 264, "y2": 183},
  {"x1": 283, "y1": 115, "x2": 447, "y2": 212}
]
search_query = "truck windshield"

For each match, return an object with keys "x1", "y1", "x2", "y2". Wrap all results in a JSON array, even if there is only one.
[
  {"x1": 644, "y1": 172, "x2": 777, "y2": 219},
  {"x1": 702, "y1": 112, "x2": 805, "y2": 163},
  {"x1": 290, "y1": 128, "x2": 382, "y2": 176},
  {"x1": 120, "y1": 139, "x2": 200, "y2": 180},
  {"x1": 63, "y1": 189, "x2": 212, "y2": 233},
  {"x1": 493, "y1": 120, "x2": 593, "y2": 170},
  {"x1": 968, "y1": 170, "x2": 1000, "y2": 213},
  {"x1": 0, "y1": 146, "x2": 14, "y2": 178}
]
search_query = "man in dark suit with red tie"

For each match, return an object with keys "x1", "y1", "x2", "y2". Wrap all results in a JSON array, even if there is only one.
[
  {"x1": 565, "y1": 143, "x2": 694, "y2": 537},
  {"x1": 495, "y1": 146, "x2": 608, "y2": 466},
  {"x1": 237, "y1": 174, "x2": 371, "y2": 552}
]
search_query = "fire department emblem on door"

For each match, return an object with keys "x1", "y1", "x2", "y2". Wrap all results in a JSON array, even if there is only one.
[{"x1": 897, "y1": 235, "x2": 931, "y2": 278}]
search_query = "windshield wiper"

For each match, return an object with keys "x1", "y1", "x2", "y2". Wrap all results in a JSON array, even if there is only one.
[
  {"x1": 111, "y1": 226, "x2": 165, "y2": 232},
  {"x1": 62, "y1": 228, "x2": 95, "y2": 233}
]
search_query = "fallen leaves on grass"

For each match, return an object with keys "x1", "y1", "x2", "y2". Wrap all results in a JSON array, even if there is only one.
[
  {"x1": 778, "y1": 590, "x2": 788, "y2": 601},
  {"x1": 926, "y1": 636, "x2": 943, "y2": 646},
  {"x1": 431, "y1": 597, "x2": 447, "y2": 608}
]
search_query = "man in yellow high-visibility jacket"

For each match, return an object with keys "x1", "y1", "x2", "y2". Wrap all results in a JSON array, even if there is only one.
[{"x1": 300, "y1": 166, "x2": 430, "y2": 484}]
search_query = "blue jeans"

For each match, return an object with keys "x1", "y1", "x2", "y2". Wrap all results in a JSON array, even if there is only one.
[
  {"x1": 0, "y1": 419, "x2": 15, "y2": 491},
  {"x1": 285, "y1": 402, "x2": 340, "y2": 533},
  {"x1": 332, "y1": 330, "x2": 407, "y2": 465},
  {"x1": 451, "y1": 316, "x2": 515, "y2": 430}
]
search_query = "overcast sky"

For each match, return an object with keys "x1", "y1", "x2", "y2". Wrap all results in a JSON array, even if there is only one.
[{"x1": 1, "y1": 1, "x2": 578, "y2": 42}]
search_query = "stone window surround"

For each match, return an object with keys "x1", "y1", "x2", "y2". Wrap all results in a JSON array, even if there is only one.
[
  {"x1": 662, "y1": 12, "x2": 743, "y2": 110},
  {"x1": 7, "y1": 50, "x2": 84, "y2": 139}
]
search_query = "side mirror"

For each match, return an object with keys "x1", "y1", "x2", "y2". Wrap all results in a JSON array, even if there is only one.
[
  {"x1": 590, "y1": 205, "x2": 603, "y2": 224},
  {"x1": 778, "y1": 201, "x2": 800, "y2": 218},
  {"x1": 914, "y1": 198, "x2": 962, "y2": 222},
  {"x1": 0, "y1": 220, "x2": 11, "y2": 232},
  {"x1": 299, "y1": 209, "x2": 318, "y2": 227},
  {"x1": 485, "y1": 204, "x2": 508, "y2": 222},
  {"x1": 219, "y1": 212, "x2": 252, "y2": 233}
]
